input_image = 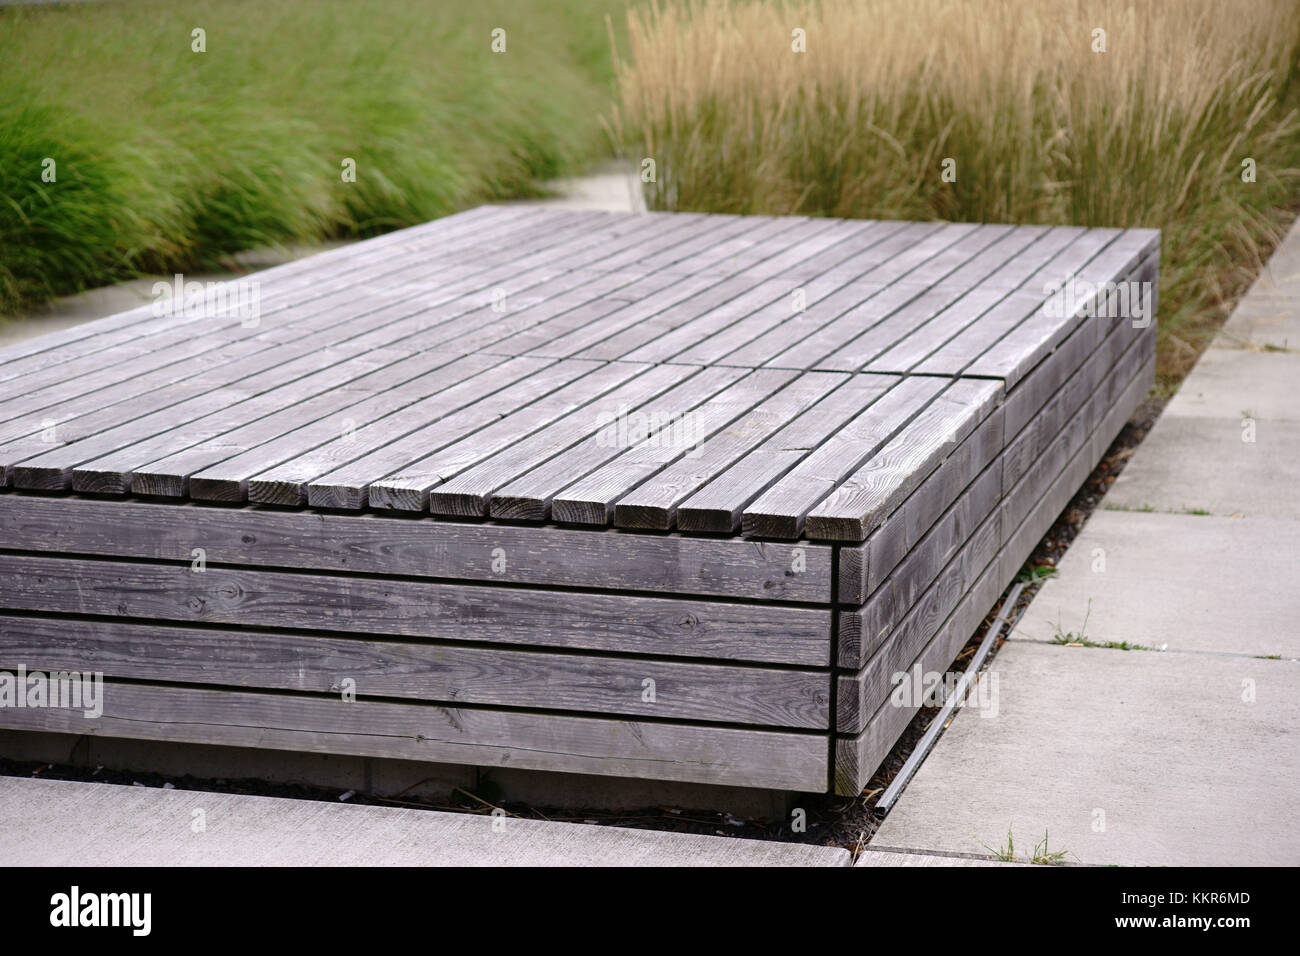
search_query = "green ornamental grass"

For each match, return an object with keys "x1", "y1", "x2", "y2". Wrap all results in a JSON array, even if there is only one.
[{"x1": 0, "y1": 0, "x2": 625, "y2": 315}]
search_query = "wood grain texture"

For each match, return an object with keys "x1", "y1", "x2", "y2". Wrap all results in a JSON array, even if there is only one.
[
  {"x1": 545, "y1": 368, "x2": 798, "y2": 526},
  {"x1": 306, "y1": 358, "x2": 603, "y2": 510},
  {"x1": 608, "y1": 370, "x2": 847, "y2": 531},
  {"x1": 0, "y1": 495, "x2": 835, "y2": 602},
  {"x1": 0, "y1": 207, "x2": 607, "y2": 428},
  {"x1": 0, "y1": 680, "x2": 829, "y2": 791},
  {"x1": 836, "y1": 505, "x2": 1001, "y2": 731},
  {"x1": 834, "y1": 552, "x2": 1000, "y2": 795},
  {"x1": 804, "y1": 378, "x2": 1002, "y2": 541},
  {"x1": 741, "y1": 376, "x2": 948, "y2": 539},
  {"x1": 0, "y1": 615, "x2": 829, "y2": 728},
  {"x1": 674, "y1": 373, "x2": 895, "y2": 534},
  {"x1": 0, "y1": 204, "x2": 533, "y2": 384},
  {"x1": 0, "y1": 554, "x2": 833, "y2": 666},
  {"x1": 839, "y1": 451, "x2": 1003, "y2": 646},
  {"x1": 427, "y1": 362, "x2": 704, "y2": 518}
]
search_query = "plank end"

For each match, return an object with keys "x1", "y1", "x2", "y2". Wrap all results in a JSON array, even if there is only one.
[
  {"x1": 488, "y1": 495, "x2": 547, "y2": 522},
  {"x1": 130, "y1": 472, "x2": 187, "y2": 497},
  {"x1": 741, "y1": 511, "x2": 802, "y2": 540},
  {"x1": 10, "y1": 465, "x2": 71, "y2": 491},
  {"x1": 189, "y1": 475, "x2": 247, "y2": 502},
  {"x1": 805, "y1": 513, "x2": 867, "y2": 542},
  {"x1": 550, "y1": 497, "x2": 611, "y2": 525},
  {"x1": 367, "y1": 482, "x2": 426, "y2": 512},
  {"x1": 427, "y1": 490, "x2": 487, "y2": 518},
  {"x1": 612, "y1": 502, "x2": 673, "y2": 530},
  {"x1": 676, "y1": 506, "x2": 738, "y2": 534},
  {"x1": 306, "y1": 483, "x2": 365, "y2": 510},
  {"x1": 247, "y1": 479, "x2": 306, "y2": 507},
  {"x1": 71, "y1": 468, "x2": 129, "y2": 495}
]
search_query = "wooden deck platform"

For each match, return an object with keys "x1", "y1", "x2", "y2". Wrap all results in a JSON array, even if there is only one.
[{"x1": 0, "y1": 206, "x2": 1158, "y2": 796}]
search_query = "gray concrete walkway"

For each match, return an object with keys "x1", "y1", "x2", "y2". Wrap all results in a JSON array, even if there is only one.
[
  {"x1": 872, "y1": 218, "x2": 1300, "y2": 867},
  {"x1": 0, "y1": 776, "x2": 849, "y2": 867}
]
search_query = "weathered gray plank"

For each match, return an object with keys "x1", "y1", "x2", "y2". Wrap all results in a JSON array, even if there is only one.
[
  {"x1": 964, "y1": 229, "x2": 1157, "y2": 386},
  {"x1": 675, "y1": 224, "x2": 926, "y2": 369},
  {"x1": 182, "y1": 351, "x2": 507, "y2": 502},
  {"x1": 607, "y1": 276, "x2": 828, "y2": 366},
  {"x1": 834, "y1": 550, "x2": 1002, "y2": 795},
  {"x1": 571, "y1": 220, "x2": 882, "y2": 362},
  {"x1": 0, "y1": 494, "x2": 834, "y2": 602},
  {"x1": 906, "y1": 227, "x2": 1085, "y2": 376},
  {"x1": 1001, "y1": 316, "x2": 1134, "y2": 496},
  {"x1": 608, "y1": 371, "x2": 848, "y2": 531},
  {"x1": 673, "y1": 373, "x2": 896, "y2": 534},
  {"x1": 1000, "y1": 249, "x2": 1159, "y2": 440},
  {"x1": 521, "y1": 272, "x2": 759, "y2": 361},
  {"x1": 664, "y1": 221, "x2": 971, "y2": 373},
  {"x1": 999, "y1": 329, "x2": 1151, "y2": 547},
  {"x1": 5, "y1": 213, "x2": 684, "y2": 488},
  {"x1": 0, "y1": 680, "x2": 829, "y2": 791},
  {"x1": 859, "y1": 456, "x2": 1003, "y2": 645},
  {"x1": 665, "y1": 217, "x2": 846, "y2": 279},
  {"x1": 0, "y1": 204, "x2": 531, "y2": 380},
  {"x1": 836, "y1": 503, "x2": 1001, "y2": 733},
  {"x1": 996, "y1": 332, "x2": 1154, "y2": 583},
  {"x1": 189, "y1": 358, "x2": 516, "y2": 502},
  {"x1": 11, "y1": 345, "x2": 401, "y2": 491},
  {"x1": 246, "y1": 356, "x2": 551, "y2": 505},
  {"x1": 97, "y1": 347, "x2": 420, "y2": 496},
  {"x1": 0, "y1": 615, "x2": 829, "y2": 728},
  {"x1": 839, "y1": 412, "x2": 1004, "y2": 605},
  {"x1": 506, "y1": 367, "x2": 792, "y2": 524},
  {"x1": 788, "y1": 225, "x2": 1015, "y2": 372},
  {"x1": 430, "y1": 363, "x2": 707, "y2": 518},
  {"x1": 0, "y1": 207, "x2": 590, "y2": 403},
  {"x1": 804, "y1": 378, "x2": 1003, "y2": 541},
  {"x1": 422, "y1": 363, "x2": 694, "y2": 516},
  {"x1": 760, "y1": 282, "x2": 924, "y2": 371},
  {"x1": 650, "y1": 215, "x2": 810, "y2": 276},
  {"x1": 486, "y1": 366, "x2": 762, "y2": 520},
  {"x1": 306, "y1": 359, "x2": 604, "y2": 509},
  {"x1": 0, "y1": 554, "x2": 832, "y2": 665},
  {"x1": 548, "y1": 368, "x2": 806, "y2": 526},
  {"x1": 693, "y1": 279, "x2": 886, "y2": 369},
  {"x1": 839, "y1": 454, "x2": 1001, "y2": 671},
  {"x1": 462, "y1": 215, "x2": 763, "y2": 359},
  {"x1": 741, "y1": 376, "x2": 948, "y2": 539}
]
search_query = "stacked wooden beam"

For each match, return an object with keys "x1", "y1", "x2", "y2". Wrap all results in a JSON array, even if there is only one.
[{"x1": 0, "y1": 207, "x2": 1157, "y2": 795}]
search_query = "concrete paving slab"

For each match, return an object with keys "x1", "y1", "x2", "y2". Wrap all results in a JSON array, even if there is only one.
[
  {"x1": 855, "y1": 850, "x2": 1030, "y2": 867},
  {"x1": 1216, "y1": 217, "x2": 1300, "y2": 349},
  {"x1": 1105, "y1": 416, "x2": 1300, "y2": 517},
  {"x1": 1013, "y1": 511, "x2": 1300, "y2": 659},
  {"x1": 514, "y1": 162, "x2": 646, "y2": 213},
  {"x1": 1162, "y1": 348, "x2": 1300, "y2": 422},
  {"x1": 0, "y1": 776, "x2": 849, "y2": 867},
  {"x1": 1217, "y1": 290, "x2": 1299, "y2": 351},
  {"x1": 872, "y1": 642, "x2": 1300, "y2": 867},
  {"x1": 1248, "y1": 219, "x2": 1300, "y2": 297}
]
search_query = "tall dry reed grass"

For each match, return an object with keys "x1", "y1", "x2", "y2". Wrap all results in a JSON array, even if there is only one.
[{"x1": 611, "y1": 0, "x2": 1300, "y2": 390}]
